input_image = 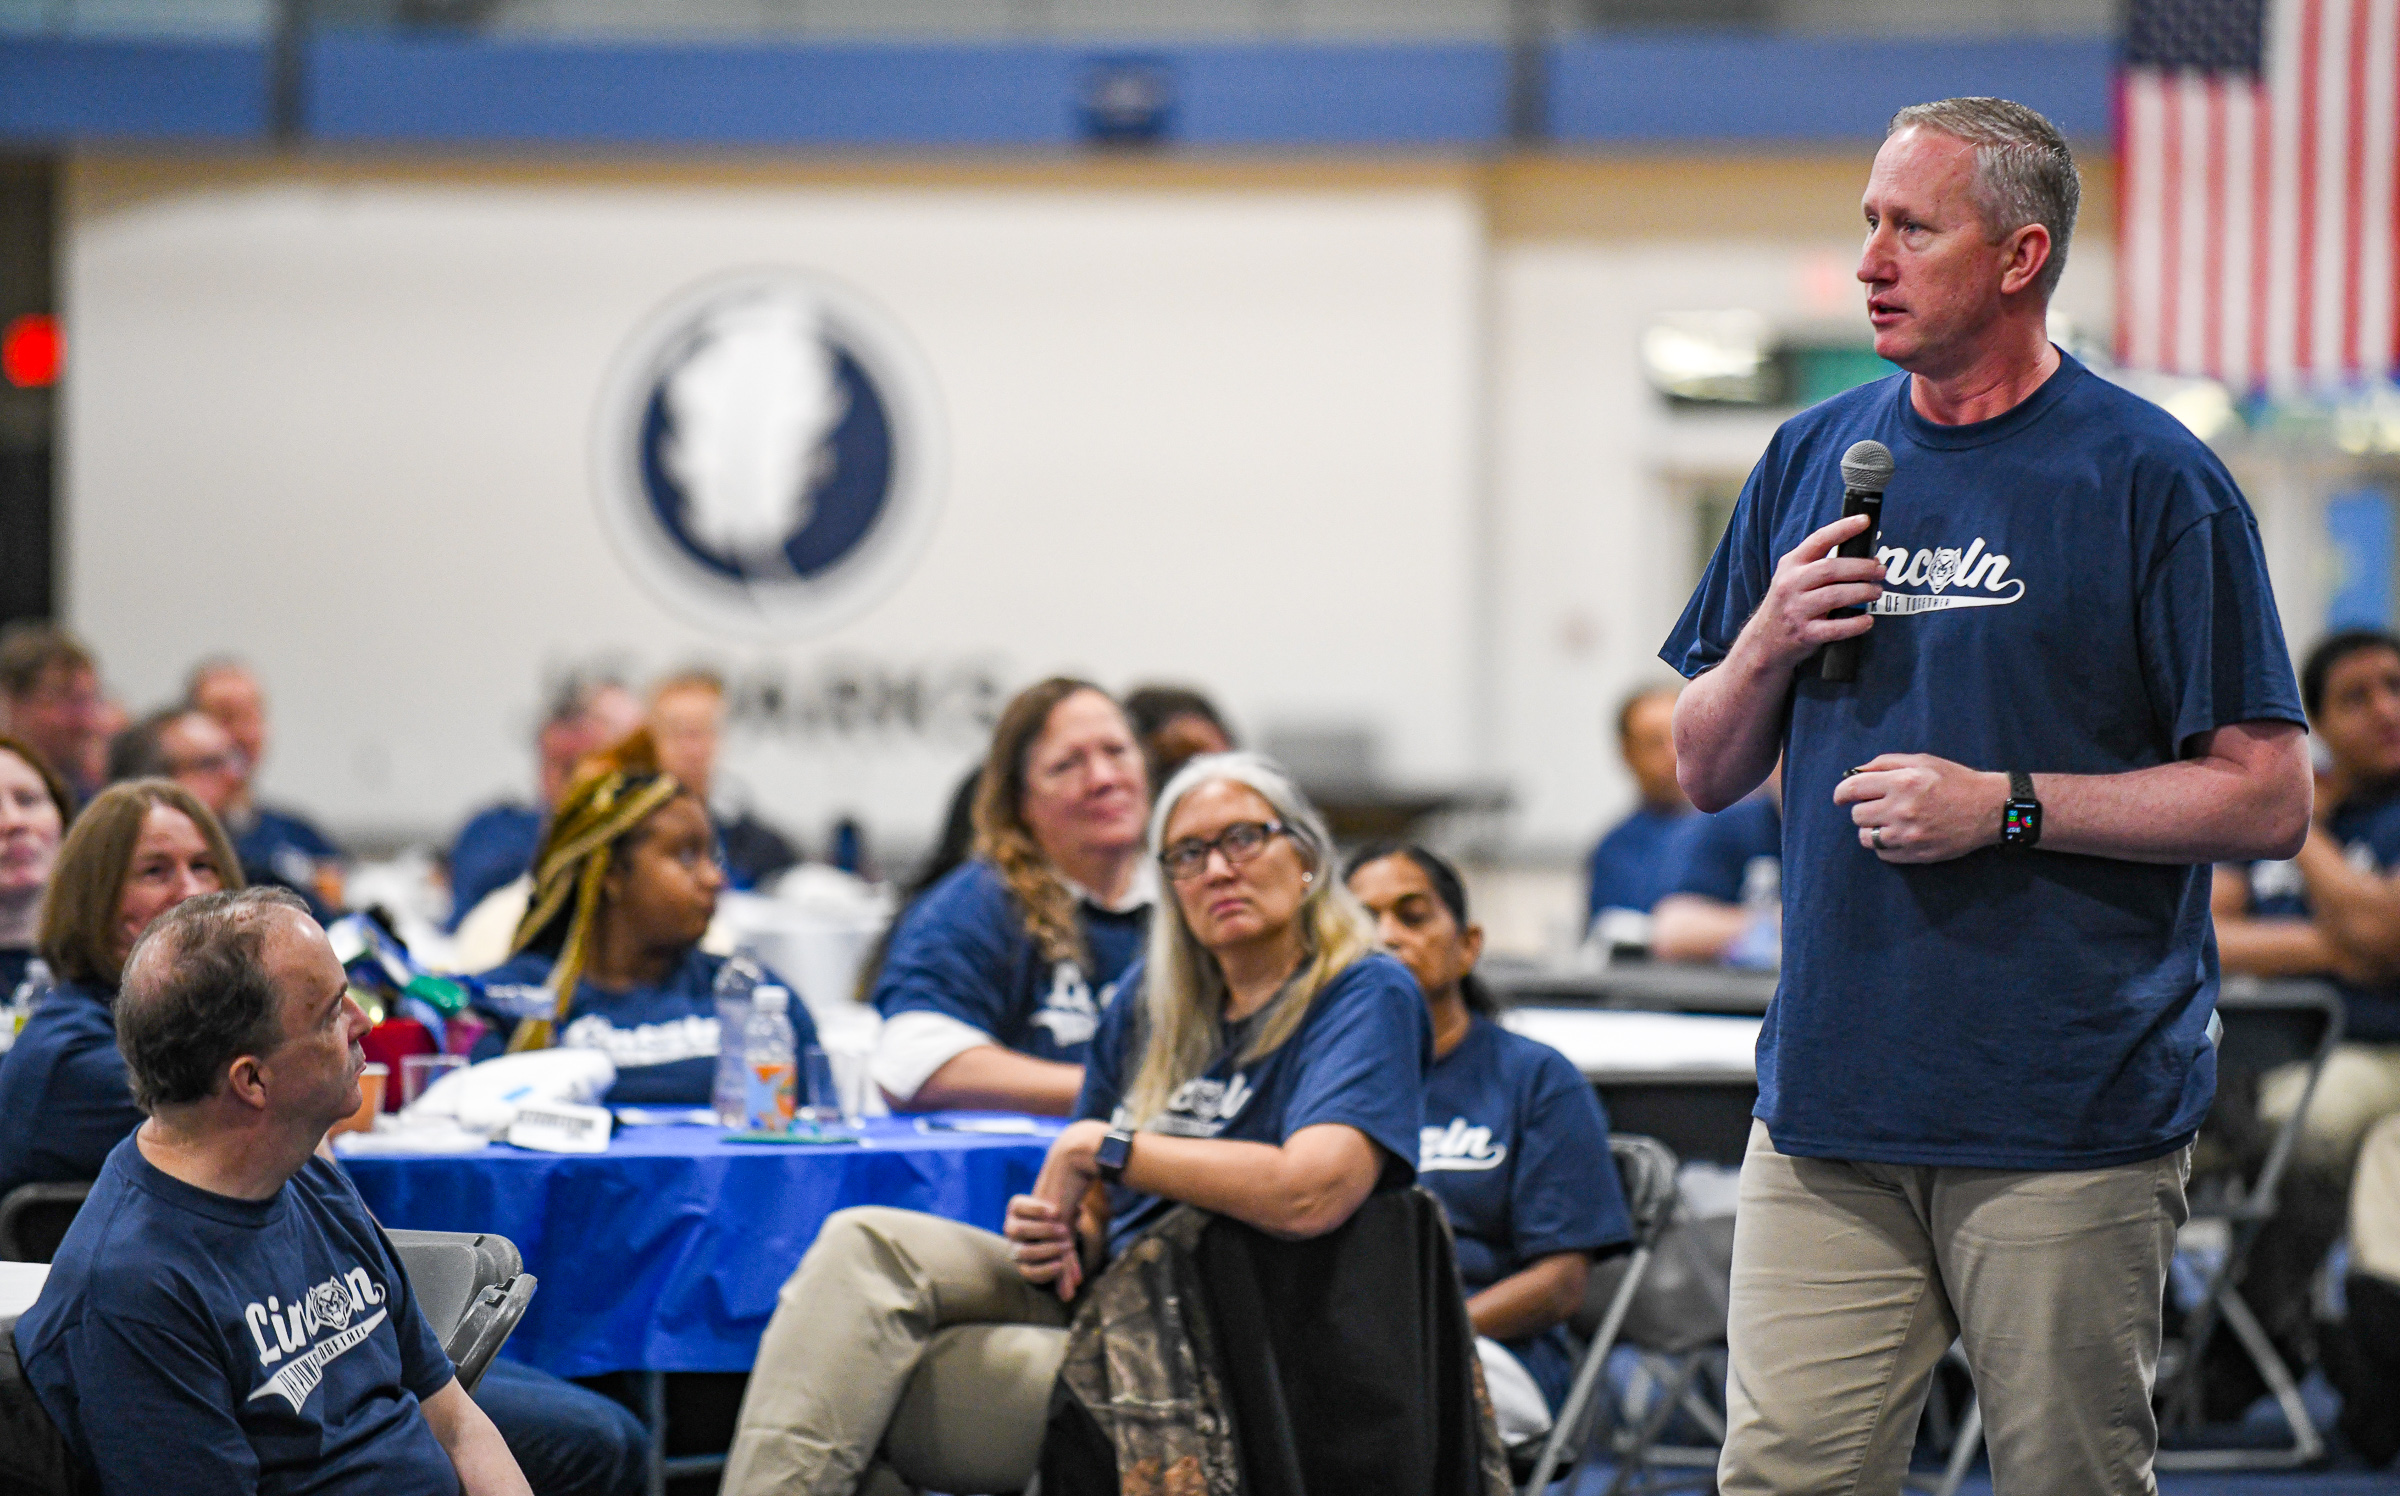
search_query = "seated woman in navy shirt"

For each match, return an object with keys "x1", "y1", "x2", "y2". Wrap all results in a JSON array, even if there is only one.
[
  {"x1": 0, "y1": 779, "x2": 237, "y2": 1197},
  {"x1": 469, "y1": 729, "x2": 809, "y2": 1106},
  {"x1": 869, "y1": 677, "x2": 1153, "y2": 1115},
  {"x1": 724, "y1": 753, "x2": 1429, "y2": 1496},
  {"x1": 1349, "y1": 841, "x2": 1632, "y2": 1448},
  {"x1": 0, "y1": 734, "x2": 72, "y2": 1003}
]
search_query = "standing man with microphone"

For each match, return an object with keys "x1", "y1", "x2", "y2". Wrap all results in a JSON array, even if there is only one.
[{"x1": 1663, "y1": 98, "x2": 2312, "y2": 1495}]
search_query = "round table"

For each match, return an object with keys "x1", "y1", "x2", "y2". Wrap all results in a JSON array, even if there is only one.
[{"x1": 344, "y1": 1118, "x2": 1056, "y2": 1377}]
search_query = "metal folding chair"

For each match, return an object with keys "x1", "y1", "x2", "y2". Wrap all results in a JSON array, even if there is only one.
[
  {"x1": 1521, "y1": 1132, "x2": 1683, "y2": 1495},
  {"x1": 0, "y1": 1183, "x2": 90, "y2": 1264},
  {"x1": 385, "y1": 1228, "x2": 538, "y2": 1395},
  {"x1": 1919, "y1": 978, "x2": 2346, "y2": 1492}
]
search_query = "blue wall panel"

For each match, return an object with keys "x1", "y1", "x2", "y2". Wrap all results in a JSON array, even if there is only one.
[
  {"x1": 305, "y1": 36, "x2": 1508, "y2": 148},
  {"x1": 0, "y1": 37, "x2": 267, "y2": 142},
  {"x1": 1547, "y1": 35, "x2": 2115, "y2": 143}
]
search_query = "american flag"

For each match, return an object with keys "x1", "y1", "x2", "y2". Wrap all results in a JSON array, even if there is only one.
[{"x1": 2118, "y1": 0, "x2": 2400, "y2": 392}]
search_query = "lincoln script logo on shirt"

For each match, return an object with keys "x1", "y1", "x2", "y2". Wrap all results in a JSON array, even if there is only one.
[
  {"x1": 1154, "y1": 1072, "x2": 1256, "y2": 1137},
  {"x1": 1419, "y1": 1117, "x2": 1508, "y2": 1172},
  {"x1": 242, "y1": 1266, "x2": 390, "y2": 1413},
  {"x1": 1868, "y1": 537, "x2": 2024, "y2": 615}
]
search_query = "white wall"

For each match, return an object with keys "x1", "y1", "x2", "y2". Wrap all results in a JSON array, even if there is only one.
[{"x1": 63, "y1": 159, "x2": 1484, "y2": 853}]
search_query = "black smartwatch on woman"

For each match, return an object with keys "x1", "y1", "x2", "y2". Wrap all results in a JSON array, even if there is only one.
[{"x1": 1096, "y1": 1125, "x2": 1136, "y2": 1183}]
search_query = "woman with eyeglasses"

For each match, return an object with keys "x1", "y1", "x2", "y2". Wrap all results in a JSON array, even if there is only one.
[
  {"x1": 1348, "y1": 841, "x2": 1631, "y2": 1451},
  {"x1": 466, "y1": 728, "x2": 811, "y2": 1105},
  {"x1": 868, "y1": 676, "x2": 1154, "y2": 1116},
  {"x1": 722, "y1": 753, "x2": 1429, "y2": 1496}
]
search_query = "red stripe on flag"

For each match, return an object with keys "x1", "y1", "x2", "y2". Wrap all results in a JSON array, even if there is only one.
[
  {"x1": 2346, "y1": 0, "x2": 2372, "y2": 374},
  {"x1": 2163, "y1": 77, "x2": 2185, "y2": 370},
  {"x1": 2252, "y1": 72, "x2": 2275, "y2": 392},
  {"x1": 2297, "y1": 0, "x2": 2325, "y2": 376},
  {"x1": 2205, "y1": 79, "x2": 2230, "y2": 380}
]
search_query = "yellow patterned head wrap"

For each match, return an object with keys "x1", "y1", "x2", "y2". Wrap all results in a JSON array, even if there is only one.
[{"x1": 504, "y1": 727, "x2": 686, "y2": 1053}]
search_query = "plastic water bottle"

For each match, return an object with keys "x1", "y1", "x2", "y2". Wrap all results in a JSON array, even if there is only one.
[
  {"x1": 1727, "y1": 855, "x2": 1783, "y2": 970},
  {"x1": 742, "y1": 986, "x2": 799, "y2": 1134},
  {"x1": 711, "y1": 954, "x2": 764, "y2": 1128}
]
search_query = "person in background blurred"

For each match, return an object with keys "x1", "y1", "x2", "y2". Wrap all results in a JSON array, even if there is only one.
[
  {"x1": 107, "y1": 706, "x2": 335, "y2": 920},
  {"x1": 0, "y1": 780, "x2": 237, "y2": 1197},
  {"x1": 467, "y1": 729, "x2": 813, "y2": 1106},
  {"x1": 447, "y1": 675, "x2": 642, "y2": 932},
  {"x1": 187, "y1": 656, "x2": 346, "y2": 910},
  {"x1": 648, "y1": 669, "x2": 800, "y2": 891},
  {"x1": 0, "y1": 734, "x2": 71, "y2": 1002},
  {"x1": 869, "y1": 678, "x2": 1151, "y2": 1115},
  {"x1": 1348, "y1": 841, "x2": 1631, "y2": 1449},
  {"x1": 1586, "y1": 684, "x2": 1691, "y2": 938},
  {"x1": 1123, "y1": 683, "x2": 1236, "y2": 788},
  {"x1": 1650, "y1": 767, "x2": 1782, "y2": 966},
  {"x1": 0, "y1": 624, "x2": 105, "y2": 804}
]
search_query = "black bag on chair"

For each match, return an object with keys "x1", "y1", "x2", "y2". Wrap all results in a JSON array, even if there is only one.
[{"x1": 0, "y1": 1316, "x2": 82, "y2": 1496}]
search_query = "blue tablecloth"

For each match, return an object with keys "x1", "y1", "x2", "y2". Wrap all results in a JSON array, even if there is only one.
[{"x1": 345, "y1": 1118, "x2": 1055, "y2": 1376}]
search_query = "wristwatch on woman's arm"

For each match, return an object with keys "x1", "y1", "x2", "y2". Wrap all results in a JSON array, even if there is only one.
[{"x1": 1096, "y1": 1124, "x2": 1136, "y2": 1183}]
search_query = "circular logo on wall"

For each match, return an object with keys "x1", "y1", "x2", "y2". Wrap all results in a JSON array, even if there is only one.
[{"x1": 592, "y1": 270, "x2": 946, "y2": 638}]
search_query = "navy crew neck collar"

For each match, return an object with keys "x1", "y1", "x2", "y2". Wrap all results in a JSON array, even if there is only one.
[
  {"x1": 117, "y1": 1134, "x2": 292, "y2": 1230},
  {"x1": 1894, "y1": 347, "x2": 2083, "y2": 451}
]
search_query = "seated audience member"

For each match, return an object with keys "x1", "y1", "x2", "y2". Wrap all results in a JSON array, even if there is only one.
[
  {"x1": 1348, "y1": 842, "x2": 1630, "y2": 1448},
  {"x1": 469, "y1": 729, "x2": 812, "y2": 1105},
  {"x1": 648, "y1": 668, "x2": 801, "y2": 891},
  {"x1": 449, "y1": 675, "x2": 643, "y2": 932},
  {"x1": 188, "y1": 656, "x2": 346, "y2": 907},
  {"x1": 1123, "y1": 682, "x2": 1237, "y2": 786},
  {"x1": 0, "y1": 780, "x2": 236, "y2": 1197},
  {"x1": 0, "y1": 624, "x2": 105, "y2": 802},
  {"x1": 1586, "y1": 684, "x2": 1691, "y2": 936},
  {"x1": 870, "y1": 678, "x2": 1152, "y2": 1115},
  {"x1": 722, "y1": 753, "x2": 1428, "y2": 1495},
  {"x1": 12, "y1": 887, "x2": 534, "y2": 1496},
  {"x1": 0, "y1": 734, "x2": 70, "y2": 1001},
  {"x1": 1650, "y1": 767, "x2": 1782, "y2": 966}
]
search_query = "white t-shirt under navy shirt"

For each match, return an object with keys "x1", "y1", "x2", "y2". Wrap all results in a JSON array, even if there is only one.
[
  {"x1": 1661, "y1": 352, "x2": 2306, "y2": 1171},
  {"x1": 1077, "y1": 951, "x2": 1432, "y2": 1256},
  {"x1": 15, "y1": 1135, "x2": 460, "y2": 1495},
  {"x1": 1420, "y1": 1014, "x2": 1631, "y2": 1413}
]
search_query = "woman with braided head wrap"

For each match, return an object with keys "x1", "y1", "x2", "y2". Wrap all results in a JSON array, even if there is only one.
[
  {"x1": 467, "y1": 729, "x2": 812, "y2": 1105},
  {"x1": 869, "y1": 678, "x2": 1152, "y2": 1115}
]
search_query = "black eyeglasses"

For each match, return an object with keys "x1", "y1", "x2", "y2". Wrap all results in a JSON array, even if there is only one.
[{"x1": 1159, "y1": 820, "x2": 1291, "y2": 883}]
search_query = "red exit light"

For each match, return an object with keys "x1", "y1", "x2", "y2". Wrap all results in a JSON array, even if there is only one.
[{"x1": 2, "y1": 315, "x2": 58, "y2": 388}]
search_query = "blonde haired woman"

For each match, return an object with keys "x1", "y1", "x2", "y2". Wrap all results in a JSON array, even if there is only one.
[
  {"x1": 724, "y1": 753, "x2": 1429, "y2": 1496},
  {"x1": 869, "y1": 676, "x2": 1152, "y2": 1115}
]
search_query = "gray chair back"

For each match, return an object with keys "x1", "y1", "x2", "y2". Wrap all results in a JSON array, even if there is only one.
[
  {"x1": 0, "y1": 1184, "x2": 91, "y2": 1264},
  {"x1": 384, "y1": 1229, "x2": 533, "y2": 1395}
]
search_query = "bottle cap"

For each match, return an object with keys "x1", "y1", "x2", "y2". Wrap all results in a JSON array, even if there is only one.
[{"x1": 754, "y1": 986, "x2": 789, "y2": 1014}]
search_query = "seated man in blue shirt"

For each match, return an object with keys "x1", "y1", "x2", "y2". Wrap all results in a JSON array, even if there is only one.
[
  {"x1": 188, "y1": 658, "x2": 347, "y2": 912},
  {"x1": 449, "y1": 676, "x2": 644, "y2": 933},
  {"x1": 14, "y1": 887, "x2": 531, "y2": 1495},
  {"x1": 1650, "y1": 766, "x2": 1783, "y2": 967},
  {"x1": 1585, "y1": 684, "x2": 1691, "y2": 946}
]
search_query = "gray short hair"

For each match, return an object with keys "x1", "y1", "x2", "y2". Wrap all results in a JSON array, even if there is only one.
[
  {"x1": 1889, "y1": 97, "x2": 2080, "y2": 298},
  {"x1": 117, "y1": 886, "x2": 311, "y2": 1110}
]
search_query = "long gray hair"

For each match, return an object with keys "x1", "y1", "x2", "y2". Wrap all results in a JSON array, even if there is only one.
[{"x1": 1122, "y1": 752, "x2": 1376, "y2": 1128}]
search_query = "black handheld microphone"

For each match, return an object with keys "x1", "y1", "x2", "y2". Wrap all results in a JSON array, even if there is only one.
[{"x1": 1817, "y1": 439, "x2": 1894, "y2": 683}]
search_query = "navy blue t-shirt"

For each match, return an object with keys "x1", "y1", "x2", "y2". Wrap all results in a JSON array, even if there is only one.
[
  {"x1": 235, "y1": 805, "x2": 342, "y2": 890},
  {"x1": 445, "y1": 803, "x2": 543, "y2": 933},
  {"x1": 0, "y1": 947, "x2": 33, "y2": 1004},
  {"x1": 1077, "y1": 951, "x2": 1431, "y2": 1255},
  {"x1": 0, "y1": 981, "x2": 144, "y2": 1197},
  {"x1": 1661, "y1": 354, "x2": 2305, "y2": 1169},
  {"x1": 468, "y1": 946, "x2": 814, "y2": 1106},
  {"x1": 1658, "y1": 796, "x2": 1783, "y2": 906},
  {"x1": 1586, "y1": 806, "x2": 1691, "y2": 920},
  {"x1": 16, "y1": 1137, "x2": 460, "y2": 1496},
  {"x1": 1421, "y1": 1015, "x2": 1630, "y2": 1413},
  {"x1": 875, "y1": 860, "x2": 1148, "y2": 1065},
  {"x1": 2231, "y1": 786, "x2": 2400, "y2": 1042}
]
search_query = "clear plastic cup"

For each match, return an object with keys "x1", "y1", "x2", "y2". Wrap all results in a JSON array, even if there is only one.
[{"x1": 401, "y1": 1052, "x2": 468, "y2": 1109}]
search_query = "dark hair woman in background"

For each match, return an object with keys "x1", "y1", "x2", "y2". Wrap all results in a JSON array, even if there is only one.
[{"x1": 1347, "y1": 840, "x2": 1632, "y2": 1449}]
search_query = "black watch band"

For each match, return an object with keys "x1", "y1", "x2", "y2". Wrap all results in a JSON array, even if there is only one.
[
  {"x1": 1096, "y1": 1125, "x2": 1135, "y2": 1184},
  {"x1": 2001, "y1": 770, "x2": 2042, "y2": 850}
]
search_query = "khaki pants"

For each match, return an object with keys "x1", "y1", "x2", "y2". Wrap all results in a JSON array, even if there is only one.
[
  {"x1": 2258, "y1": 1042, "x2": 2400, "y2": 1177},
  {"x1": 721, "y1": 1206, "x2": 1070, "y2": 1496},
  {"x1": 1719, "y1": 1122, "x2": 2190, "y2": 1496}
]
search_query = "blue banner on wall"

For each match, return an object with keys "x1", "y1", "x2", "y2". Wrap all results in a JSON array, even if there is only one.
[{"x1": 2326, "y1": 488, "x2": 2394, "y2": 631}]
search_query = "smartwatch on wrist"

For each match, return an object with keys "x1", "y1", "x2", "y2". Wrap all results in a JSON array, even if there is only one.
[
  {"x1": 1096, "y1": 1125, "x2": 1136, "y2": 1183},
  {"x1": 2000, "y1": 770, "x2": 2042, "y2": 850}
]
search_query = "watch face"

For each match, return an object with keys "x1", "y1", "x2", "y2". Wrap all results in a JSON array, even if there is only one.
[{"x1": 2003, "y1": 800, "x2": 2041, "y2": 843}]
